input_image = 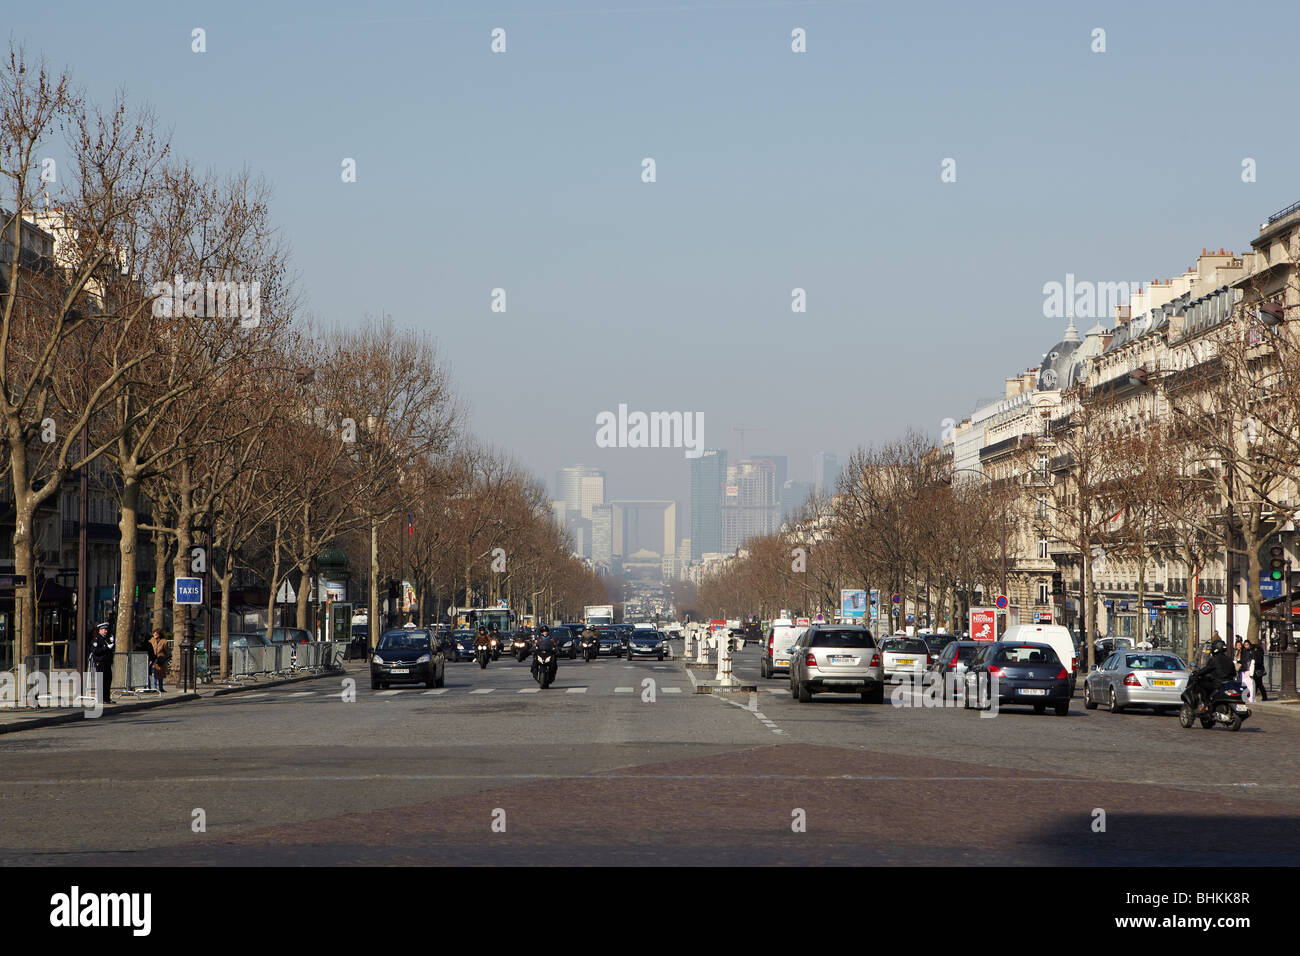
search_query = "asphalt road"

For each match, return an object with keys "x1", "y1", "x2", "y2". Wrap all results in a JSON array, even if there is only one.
[{"x1": 2, "y1": 641, "x2": 1298, "y2": 865}]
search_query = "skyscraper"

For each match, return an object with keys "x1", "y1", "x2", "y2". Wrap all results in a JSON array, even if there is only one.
[
  {"x1": 555, "y1": 465, "x2": 605, "y2": 519},
  {"x1": 591, "y1": 504, "x2": 613, "y2": 571},
  {"x1": 721, "y1": 459, "x2": 779, "y2": 552},
  {"x1": 815, "y1": 452, "x2": 841, "y2": 495},
  {"x1": 689, "y1": 449, "x2": 727, "y2": 560}
]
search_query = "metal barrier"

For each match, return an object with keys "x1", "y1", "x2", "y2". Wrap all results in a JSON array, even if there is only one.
[
  {"x1": 117, "y1": 653, "x2": 161, "y2": 699},
  {"x1": 1260, "y1": 653, "x2": 1297, "y2": 697}
]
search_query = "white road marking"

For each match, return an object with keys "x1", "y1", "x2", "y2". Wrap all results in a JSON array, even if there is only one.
[
  {"x1": 566, "y1": 687, "x2": 588, "y2": 694},
  {"x1": 766, "y1": 688, "x2": 783, "y2": 694},
  {"x1": 285, "y1": 692, "x2": 314, "y2": 698},
  {"x1": 237, "y1": 693, "x2": 268, "y2": 699},
  {"x1": 469, "y1": 689, "x2": 494, "y2": 695},
  {"x1": 518, "y1": 688, "x2": 540, "y2": 694},
  {"x1": 378, "y1": 690, "x2": 401, "y2": 696},
  {"x1": 662, "y1": 687, "x2": 682, "y2": 694},
  {"x1": 422, "y1": 689, "x2": 449, "y2": 695},
  {"x1": 615, "y1": 687, "x2": 634, "y2": 693}
]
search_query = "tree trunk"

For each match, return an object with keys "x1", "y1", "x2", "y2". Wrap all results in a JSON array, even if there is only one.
[
  {"x1": 152, "y1": 530, "x2": 169, "y2": 635},
  {"x1": 265, "y1": 515, "x2": 282, "y2": 640},
  {"x1": 369, "y1": 517, "x2": 379, "y2": 650},
  {"x1": 218, "y1": 563, "x2": 234, "y2": 679},
  {"x1": 115, "y1": 478, "x2": 141, "y2": 654},
  {"x1": 1245, "y1": 543, "x2": 1263, "y2": 646},
  {"x1": 1136, "y1": 554, "x2": 1146, "y2": 645},
  {"x1": 1082, "y1": 546, "x2": 1096, "y2": 670}
]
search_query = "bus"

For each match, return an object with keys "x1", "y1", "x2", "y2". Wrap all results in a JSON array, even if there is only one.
[{"x1": 454, "y1": 606, "x2": 517, "y2": 633}]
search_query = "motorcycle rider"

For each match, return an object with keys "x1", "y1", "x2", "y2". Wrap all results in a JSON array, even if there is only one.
[
  {"x1": 580, "y1": 623, "x2": 600, "y2": 659},
  {"x1": 1189, "y1": 638, "x2": 1236, "y2": 713},
  {"x1": 532, "y1": 625, "x2": 558, "y2": 681},
  {"x1": 475, "y1": 625, "x2": 491, "y2": 659}
]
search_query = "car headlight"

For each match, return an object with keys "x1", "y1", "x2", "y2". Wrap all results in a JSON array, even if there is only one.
[
  {"x1": 372, "y1": 655, "x2": 384, "y2": 665},
  {"x1": 416, "y1": 654, "x2": 431, "y2": 664}
]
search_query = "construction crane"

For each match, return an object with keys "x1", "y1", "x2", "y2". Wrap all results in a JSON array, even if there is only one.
[{"x1": 732, "y1": 425, "x2": 766, "y2": 461}]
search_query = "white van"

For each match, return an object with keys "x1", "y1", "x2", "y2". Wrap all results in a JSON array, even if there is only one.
[
  {"x1": 762, "y1": 619, "x2": 807, "y2": 679},
  {"x1": 1000, "y1": 624, "x2": 1079, "y2": 688}
]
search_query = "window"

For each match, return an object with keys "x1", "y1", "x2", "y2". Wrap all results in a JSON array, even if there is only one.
[
  {"x1": 1038, "y1": 537, "x2": 1049, "y2": 559},
  {"x1": 1038, "y1": 582, "x2": 1049, "y2": 605},
  {"x1": 1037, "y1": 494, "x2": 1047, "y2": 518}
]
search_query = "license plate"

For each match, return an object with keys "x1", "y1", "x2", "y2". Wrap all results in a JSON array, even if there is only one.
[
  {"x1": 830, "y1": 656, "x2": 855, "y2": 664},
  {"x1": 776, "y1": 660, "x2": 790, "y2": 667},
  {"x1": 1018, "y1": 688, "x2": 1047, "y2": 696},
  {"x1": 894, "y1": 660, "x2": 914, "y2": 668},
  {"x1": 1235, "y1": 703, "x2": 1249, "y2": 713},
  {"x1": 390, "y1": 668, "x2": 410, "y2": 674},
  {"x1": 1151, "y1": 679, "x2": 1174, "y2": 687}
]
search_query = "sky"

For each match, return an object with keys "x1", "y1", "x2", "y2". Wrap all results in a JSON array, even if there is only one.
[{"x1": 11, "y1": 0, "x2": 1300, "y2": 526}]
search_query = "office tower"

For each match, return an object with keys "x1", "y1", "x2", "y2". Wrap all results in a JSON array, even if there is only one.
[{"x1": 689, "y1": 449, "x2": 727, "y2": 561}]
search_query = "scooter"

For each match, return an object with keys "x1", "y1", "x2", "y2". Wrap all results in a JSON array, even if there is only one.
[
  {"x1": 533, "y1": 647, "x2": 557, "y2": 689},
  {"x1": 1179, "y1": 678, "x2": 1250, "y2": 732},
  {"x1": 476, "y1": 642, "x2": 490, "y2": 670}
]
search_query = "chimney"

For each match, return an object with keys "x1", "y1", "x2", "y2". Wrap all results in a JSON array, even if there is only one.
[{"x1": 1115, "y1": 304, "x2": 1131, "y2": 326}]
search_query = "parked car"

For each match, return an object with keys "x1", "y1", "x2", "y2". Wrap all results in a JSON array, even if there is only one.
[
  {"x1": 1094, "y1": 636, "x2": 1135, "y2": 663},
  {"x1": 1084, "y1": 650, "x2": 1190, "y2": 714},
  {"x1": 879, "y1": 636, "x2": 931, "y2": 683},
  {"x1": 269, "y1": 626, "x2": 312, "y2": 646},
  {"x1": 370, "y1": 628, "x2": 445, "y2": 689},
  {"x1": 926, "y1": 640, "x2": 982, "y2": 699},
  {"x1": 789, "y1": 624, "x2": 884, "y2": 704},
  {"x1": 919, "y1": 632, "x2": 959, "y2": 658},
  {"x1": 962, "y1": 641, "x2": 1071, "y2": 715}
]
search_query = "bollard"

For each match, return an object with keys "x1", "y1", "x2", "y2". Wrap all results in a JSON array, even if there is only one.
[
  {"x1": 683, "y1": 629, "x2": 694, "y2": 660},
  {"x1": 696, "y1": 629, "x2": 710, "y2": 665},
  {"x1": 716, "y1": 630, "x2": 735, "y2": 685}
]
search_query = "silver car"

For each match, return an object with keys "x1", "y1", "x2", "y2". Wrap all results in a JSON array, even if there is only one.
[
  {"x1": 1083, "y1": 651, "x2": 1190, "y2": 714},
  {"x1": 789, "y1": 624, "x2": 884, "y2": 704},
  {"x1": 879, "y1": 636, "x2": 930, "y2": 683}
]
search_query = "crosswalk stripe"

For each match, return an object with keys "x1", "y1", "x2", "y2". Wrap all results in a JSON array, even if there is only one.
[
  {"x1": 238, "y1": 692, "x2": 268, "y2": 699},
  {"x1": 469, "y1": 689, "x2": 494, "y2": 695},
  {"x1": 566, "y1": 687, "x2": 588, "y2": 694},
  {"x1": 422, "y1": 689, "x2": 449, "y2": 695},
  {"x1": 285, "y1": 691, "x2": 314, "y2": 698},
  {"x1": 615, "y1": 687, "x2": 634, "y2": 693},
  {"x1": 518, "y1": 688, "x2": 539, "y2": 694},
  {"x1": 662, "y1": 687, "x2": 682, "y2": 694},
  {"x1": 378, "y1": 690, "x2": 401, "y2": 696},
  {"x1": 766, "y1": 688, "x2": 783, "y2": 694}
]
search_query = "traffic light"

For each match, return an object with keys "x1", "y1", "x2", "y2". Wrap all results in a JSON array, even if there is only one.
[
  {"x1": 1051, "y1": 571, "x2": 1063, "y2": 596},
  {"x1": 1270, "y1": 546, "x2": 1285, "y2": 581}
]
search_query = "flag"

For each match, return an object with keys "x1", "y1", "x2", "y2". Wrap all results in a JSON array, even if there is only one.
[{"x1": 407, "y1": 511, "x2": 413, "y2": 535}]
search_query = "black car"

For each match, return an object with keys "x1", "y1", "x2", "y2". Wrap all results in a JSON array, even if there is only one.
[
  {"x1": 449, "y1": 629, "x2": 477, "y2": 662},
  {"x1": 547, "y1": 626, "x2": 577, "y2": 659},
  {"x1": 598, "y1": 628, "x2": 624, "y2": 657},
  {"x1": 627, "y1": 630, "x2": 667, "y2": 660},
  {"x1": 370, "y1": 627, "x2": 445, "y2": 689},
  {"x1": 920, "y1": 632, "x2": 959, "y2": 658},
  {"x1": 962, "y1": 641, "x2": 1070, "y2": 715}
]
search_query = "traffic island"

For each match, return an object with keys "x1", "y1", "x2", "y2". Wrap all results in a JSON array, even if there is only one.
[{"x1": 682, "y1": 663, "x2": 757, "y2": 695}]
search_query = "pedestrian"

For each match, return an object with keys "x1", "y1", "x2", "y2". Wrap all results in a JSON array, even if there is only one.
[
  {"x1": 149, "y1": 629, "x2": 170, "y2": 693},
  {"x1": 1237, "y1": 639, "x2": 1255, "y2": 702},
  {"x1": 89, "y1": 621, "x2": 115, "y2": 704},
  {"x1": 1251, "y1": 639, "x2": 1268, "y2": 702}
]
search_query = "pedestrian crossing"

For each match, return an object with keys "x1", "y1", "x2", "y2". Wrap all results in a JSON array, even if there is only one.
[{"x1": 218, "y1": 684, "x2": 690, "y2": 702}]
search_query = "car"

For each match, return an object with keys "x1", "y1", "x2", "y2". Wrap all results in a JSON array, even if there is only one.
[
  {"x1": 879, "y1": 636, "x2": 931, "y2": 683},
  {"x1": 550, "y1": 626, "x2": 578, "y2": 659},
  {"x1": 449, "y1": 628, "x2": 477, "y2": 662},
  {"x1": 1000, "y1": 624, "x2": 1080, "y2": 690},
  {"x1": 789, "y1": 624, "x2": 884, "y2": 704},
  {"x1": 1094, "y1": 636, "x2": 1135, "y2": 663},
  {"x1": 627, "y1": 630, "x2": 667, "y2": 660},
  {"x1": 597, "y1": 628, "x2": 624, "y2": 657},
  {"x1": 919, "y1": 632, "x2": 959, "y2": 658},
  {"x1": 370, "y1": 628, "x2": 445, "y2": 689},
  {"x1": 926, "y1": 640, "x2": 983, "y2": 699},
  {"x1": 761, "y1": 619, "x2": 807, "y2": 679},
  {"x1": 962, "y1": 641, "x2": 1071, "y2": 715},
  {"x1": 1084, "y1": 650, "x2": 1190, "y2": 714}
]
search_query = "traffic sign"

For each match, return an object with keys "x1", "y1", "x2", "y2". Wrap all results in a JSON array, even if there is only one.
[
  {"x1": 1198, "y1": 599, "x2": 1213, "y2": 616},
  {"x1": 891, "y1": 593, "x2": 900, "y2": 604},
  {"x1": 995, "y1": 595, "x2": 1008, "y2": 610},
  {"x1": 175, "y1": 577, "x2": 203, "y2": 605}
]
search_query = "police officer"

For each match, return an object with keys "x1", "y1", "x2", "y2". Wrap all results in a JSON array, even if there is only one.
[{"x1": 89, "y1": 621, "x2": 115, "y2": 703}]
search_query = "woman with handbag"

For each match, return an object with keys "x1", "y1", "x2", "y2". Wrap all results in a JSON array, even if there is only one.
[{"x1": 149, "y1": 629, "x2": 171, "y2": 693}]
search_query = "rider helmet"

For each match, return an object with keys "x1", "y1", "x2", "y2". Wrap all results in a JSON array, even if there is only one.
[{"x1": 1211, "y1": 639, "x2": 1226, "y2": 654}]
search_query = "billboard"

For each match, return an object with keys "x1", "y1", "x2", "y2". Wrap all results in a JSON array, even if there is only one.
[
  {"x1": 840, "y1": 589, "x2": 867, "y2": 621},
  {"x1": 869, "y1": 589, "x2": 879, "y2": 623},
  {"x1": 969, "y1": 607, "x2": 997, "y2": 642}
]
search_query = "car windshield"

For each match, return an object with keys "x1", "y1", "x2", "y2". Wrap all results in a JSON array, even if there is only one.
[
  {"x1": 810, "y1": 629, "x2": 874, "y2": 649},
  {"x1": 377, "y1": 633, "x2": 430, "y2": 651},
  {"x1": 1126, "y1": 654, "x2": 1183, "y2": 670},
  {"x1": 886, "y1": 638, "x2": 927, "y2": 654},
  {"x1": 997, "y1": 645, "x2": 1059, "y2": 665},
  {"x1": 955, "y1": 645, "x2": 980, "y2": 662}
]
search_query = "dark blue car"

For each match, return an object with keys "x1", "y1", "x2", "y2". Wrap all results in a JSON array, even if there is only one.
[{"x1": 961, "y1": 641, "x2": 1071, "y2": 716}]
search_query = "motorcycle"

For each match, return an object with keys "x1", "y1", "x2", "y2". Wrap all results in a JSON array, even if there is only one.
[
  {"x1": 1179, "y1": 678, "x2": 1250, "y2": 732},
  {"x1": 476, "y1": 642, "x2": 491, "y2": 669},
  {"x1": 513, "y1": 638, "x2": 531, "y2": 662},
  {"x1": 533, "y1": 647, "x2": 557, "y2": 689},
  {"x1": 580, "y1": 635, "x2": 598, "y2": 661},
  {"x1": 489, "y1": 635, "x2": 501, "y2": 661}
]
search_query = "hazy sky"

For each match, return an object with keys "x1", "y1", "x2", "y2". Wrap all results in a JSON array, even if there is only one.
[{"x1": 14, "y1": 0, "x2": 1300, "y2": 521}]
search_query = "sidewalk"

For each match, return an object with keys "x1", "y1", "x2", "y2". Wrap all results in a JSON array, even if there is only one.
[{"x1": 0, "y1": 662, "x2": 364, "y2": 735}]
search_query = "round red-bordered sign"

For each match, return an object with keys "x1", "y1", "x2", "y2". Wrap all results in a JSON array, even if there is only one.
[
  {"x1": 995, "y1": 595, "x2": 1008, "y2": 609},
  {"x1": 1198, "y1": 599, "x2": 1213, "y2": 616}
]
